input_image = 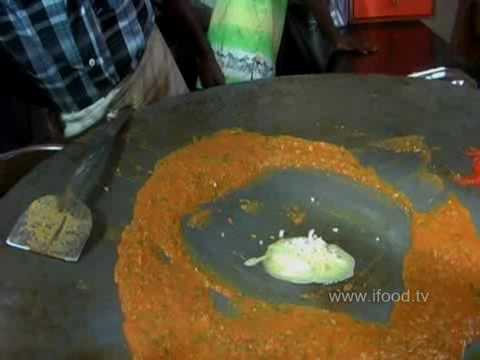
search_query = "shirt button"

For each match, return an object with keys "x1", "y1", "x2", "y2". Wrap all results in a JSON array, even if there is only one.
[{"x1": 89, "y1": 58, "x2": 96, "y2": 68}]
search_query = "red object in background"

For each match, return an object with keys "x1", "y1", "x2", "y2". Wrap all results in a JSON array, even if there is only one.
[
  {"x1": 456, "y1": 148, "x2": 480, "y2": 187},
  {"x1": 352, "y1": 0, "x2": 434, "y2": 23}
]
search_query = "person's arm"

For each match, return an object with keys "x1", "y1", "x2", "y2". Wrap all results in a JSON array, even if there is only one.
[
  {"x1": 304, "y1": 0, "x2": 376, "y2": 54},
  {"x1": 162, "y1": 0, "x2": 225, "y2": 88}
]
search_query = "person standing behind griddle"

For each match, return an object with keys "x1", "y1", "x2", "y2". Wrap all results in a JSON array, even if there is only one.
[{"x1": 0, "y1": 0, "x2": 224, "y2": 139}]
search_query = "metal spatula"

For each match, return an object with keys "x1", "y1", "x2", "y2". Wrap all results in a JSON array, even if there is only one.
[{"x1": 6, "y1": 110, "x2": 131, "y2": 262}]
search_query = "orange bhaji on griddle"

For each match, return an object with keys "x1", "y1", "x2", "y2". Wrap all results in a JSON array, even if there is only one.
[{"x1": 115, "y1": 130, "x2": 480, "y2": 359}]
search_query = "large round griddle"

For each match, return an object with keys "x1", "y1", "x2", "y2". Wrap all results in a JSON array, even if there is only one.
[{"x1": 1, "y1": 75, "x2": 480, "y2": 359}]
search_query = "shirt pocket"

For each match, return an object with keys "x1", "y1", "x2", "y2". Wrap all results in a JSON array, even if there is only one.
[{"x1": 65, "y1": 0, "x2": 101, "y2": 70}]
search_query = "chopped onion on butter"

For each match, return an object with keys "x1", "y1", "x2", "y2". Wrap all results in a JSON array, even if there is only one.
[{"x1": 244, "y1": 230, "x2": 355, "y2": 285}]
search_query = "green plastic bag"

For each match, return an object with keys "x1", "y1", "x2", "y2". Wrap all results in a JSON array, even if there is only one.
[{"x1": 207, "y1": 0, "x2": 288, "y2": 83}]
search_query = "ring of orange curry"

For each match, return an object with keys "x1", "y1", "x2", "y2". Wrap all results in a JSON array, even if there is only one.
[{"x1": 115, "y1": 130, "x2": 480, "y2": 359}]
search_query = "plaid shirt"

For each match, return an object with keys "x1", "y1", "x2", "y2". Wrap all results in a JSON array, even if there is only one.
[{"x1": 0, "y1": 0, "x2": 155, "y2": 113}]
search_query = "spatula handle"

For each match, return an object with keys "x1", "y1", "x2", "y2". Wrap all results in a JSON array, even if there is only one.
[{"x1": 62, "y1": 110, "x2": 131, "y2": 205}]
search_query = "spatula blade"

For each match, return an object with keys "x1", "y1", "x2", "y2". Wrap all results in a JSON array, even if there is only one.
[{"x1": 6, "y1": 195, "x2": 93, "y2": 262}]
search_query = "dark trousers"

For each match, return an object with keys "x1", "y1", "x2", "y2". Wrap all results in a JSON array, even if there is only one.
[{"x1": 0, "y1": 52, "x2": 56, "y2": 153}]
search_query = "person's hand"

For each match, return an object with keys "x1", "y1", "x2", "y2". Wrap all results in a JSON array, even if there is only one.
[
  {"x1": 333, "y1": 33, "x2": 377, "y2": 55},
  {"x1": 198, "y1": 53, "x2": 225, "y2": 88}
]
